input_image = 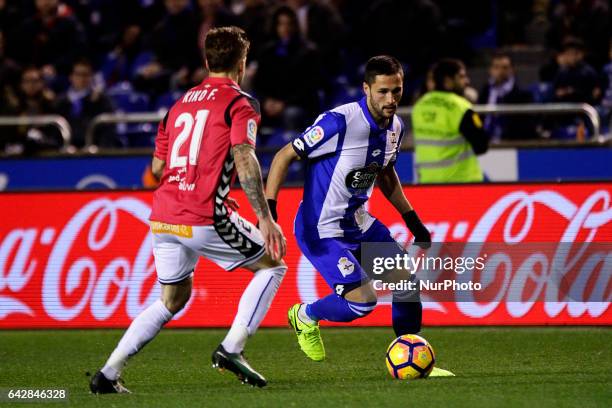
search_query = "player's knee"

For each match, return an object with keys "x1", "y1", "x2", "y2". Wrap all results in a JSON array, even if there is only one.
[
  {"x1": 161, "y1": 286, "x2": 192, "y2": 314},
  {"x1": 162, "y1": 295, "x2": 189, "y2": 314},
  {"x1": 246, "y1": 253, "x2": 287, "y2": 272},
  {"x1": 344, "y1": 283, "x2": 377, "y2": 304}
]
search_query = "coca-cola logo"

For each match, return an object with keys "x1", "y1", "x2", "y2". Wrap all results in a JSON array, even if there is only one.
[
  {"x1": 1, "y1": 186, "x2": 610, "y2": 327},
  {"x1": 0, "y1": 197, "x2": 189, "y2": 321}
]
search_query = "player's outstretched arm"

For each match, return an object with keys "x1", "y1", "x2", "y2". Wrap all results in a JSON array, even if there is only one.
[
  {"x1": 264, "y1": 142, "x2": 300, "y2": 221},
  {"x1": 378, "y1": 166, "x2": 431, "y2": 248},
  {"x1": 233, "y1": 143, "x2": 286, "y2": 260}
]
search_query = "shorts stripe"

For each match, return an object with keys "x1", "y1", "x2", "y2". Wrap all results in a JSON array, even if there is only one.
[
  {"x1": 158, "y1": 268, "x2": 194, "y2": 284},
  {"x1": 226, "y1": 246, "x2": 265, "y2": 271}
]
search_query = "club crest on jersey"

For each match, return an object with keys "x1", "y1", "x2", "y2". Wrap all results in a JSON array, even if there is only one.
[
  {"x1": 387, "y1": 130, "x2": 398, "y2": 145},
  {"x1": 304, "y1": 126, "x2": 324, "y2": 147},
  {"x1": 337, "y1": 257, "x2": 355, "y2": 277},
  {"x1": 247, "y1": 119, "x2": 257, "y2": 144}
]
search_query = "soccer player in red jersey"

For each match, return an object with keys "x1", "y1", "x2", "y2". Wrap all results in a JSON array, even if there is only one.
[{"x1": 90, "y1": 27, "x2": 287, "y2": 392}]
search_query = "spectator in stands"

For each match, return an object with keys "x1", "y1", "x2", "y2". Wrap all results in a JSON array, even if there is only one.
[
  {"x1": 1, "y1": 67, "x2": 62, "y2": 155},
  {"x1": 286, "y1": 0, "x2": 346, "y2": 75},
  {"x1": 478, "y1": 53, "x2": 538, "y2": 141},
  {"x1": 238, "y1": 0, "x2": 273, "y2": 60},
  {"x1": 0, "y1": 30, "x2": 20, "y2": 111},
  {"x1": 543, "y1": 38, "x2": 602, "y2": 139},
  {"x1": 600, "y1": 39, "x2": 612, "y2": 132},
  {"x1": 253, "y1": 6, "x2": 323, "y2": 132},
  {"x1": 552, "y1": 38, "x2": 601, "y2": 105},
  {"x1": 197, "y1": 0, "x2": 242, "y2": 51},
  {"x1": 12, "y1": 0, "x2": 88, "y2": 82},
  {"x1": 136, "y1": 0, "x2": 201, "y2": 96},
  {"x1": 101, "y1": 24, "x2": 151, "y2": 88},
  {"x1": 55, "y1": 59, "x2": 116, "y2": 147},
  {"x1": 539, "y1": 47, "x2": 566, "y2": 84},
  {"x1": 66, "y1": 0, "x2": 142, "y2": 56},
  {"x1": 547, "y1": 0, "x2": 611, "y2": 69},
  {"x1": 192, "y1": 0, "x2": 243, "y2": 84},
  {"x1": 16, "y1": 67, "x2": 56, "y2": 115}
]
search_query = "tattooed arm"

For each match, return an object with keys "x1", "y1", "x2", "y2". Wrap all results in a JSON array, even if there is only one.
[
  {"x1": 233, "y1": 143, "x2": 286, "y2": 260},
  {"x1": 233, "y1": 143, "x2": 270, "y2": 220}
]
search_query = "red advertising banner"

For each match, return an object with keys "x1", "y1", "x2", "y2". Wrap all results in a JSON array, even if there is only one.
[{"x1": 1, "y1": 183, "x2": 611, "y2": 328}]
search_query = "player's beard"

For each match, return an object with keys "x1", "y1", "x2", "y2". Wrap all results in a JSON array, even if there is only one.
[{"x1": 369, "y1": 96, "x2": 395, "y2": 122}]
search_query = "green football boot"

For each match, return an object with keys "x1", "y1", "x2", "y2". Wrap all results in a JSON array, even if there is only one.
[{"x1": 288, "y1": 303, "x2": 325, "y2": 362}]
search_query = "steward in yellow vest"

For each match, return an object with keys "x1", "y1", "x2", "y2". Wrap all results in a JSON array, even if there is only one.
[{"x1": 412, "y1": 59, "x2": 489, "y2": 183}]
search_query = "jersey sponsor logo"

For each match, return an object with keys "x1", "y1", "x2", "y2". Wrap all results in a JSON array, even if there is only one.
[
  {"x1": 293, "y1": 138, "x2": 305, "y2": 151},
  {"x1": 150, "y1": 221, "x2": 193, "y2": 238},
  {"x1": 372, "y1": 149, "x2": 382, "y2": 157},
  {"x1": 345, "y1": 162, "x2": 380, "y2": 193},
  {"x1": 472, "y1": 112, "x2": 483, "y2": 129},
  {"x1": 335, "y1": 284, "x2": 345, "y2": 295},
  {"x1": 304, "y1": 126, "x2": 324, "y2": 147},
  {"x1": 337, "y1": 257, "x2": 355, "y2": 277},
  {"x1": 247, "y1": 119, "x2": 257, "y2": 144}
]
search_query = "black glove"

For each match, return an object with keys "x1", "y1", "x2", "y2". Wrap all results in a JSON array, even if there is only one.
[
  {"x1": 267, "y1": 198, "x2": 278, "y2": 222},
  {"x1": 402, "y1": 210, "x2": 431, "y2": 249}
]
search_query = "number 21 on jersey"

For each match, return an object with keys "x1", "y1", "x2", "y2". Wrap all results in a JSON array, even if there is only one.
[{"x1": 170, "y1": 109, "x2": 209, "y2": 168}]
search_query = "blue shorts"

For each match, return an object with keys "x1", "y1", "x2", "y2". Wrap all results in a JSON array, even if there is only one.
[{"x1": 295, "y1": 213, "x2": 400, "y2": 296}]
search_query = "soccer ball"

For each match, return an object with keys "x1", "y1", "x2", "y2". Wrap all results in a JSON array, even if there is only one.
[{"x1": 386, "y1": 334, "x2": 435, "y2": 379}]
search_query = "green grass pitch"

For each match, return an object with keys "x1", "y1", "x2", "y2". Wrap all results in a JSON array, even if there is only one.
[{"x1": 1, "y1": 327, "x2": 610, "y2": 407}]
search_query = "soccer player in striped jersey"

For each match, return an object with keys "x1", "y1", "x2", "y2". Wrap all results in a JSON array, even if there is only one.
[{"x1": 266, "y1": 55, "x2": 431, "y2": 362}]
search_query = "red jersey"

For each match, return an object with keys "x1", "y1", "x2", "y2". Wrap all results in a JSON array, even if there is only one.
[{"x1": 150, "y1": 77, "x2": 260, "y2": 225}]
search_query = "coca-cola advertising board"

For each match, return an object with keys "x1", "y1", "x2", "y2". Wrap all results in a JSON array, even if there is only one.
[{"x1": 1, "y1": 182, "x2": 610, "y2": 328}]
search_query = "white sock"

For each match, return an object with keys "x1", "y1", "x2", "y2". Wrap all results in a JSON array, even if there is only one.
[
  {"x1": 101, "y1": 299, "x2": 173, "y2": 380},
  {"x1": 221, "y1": 266, "x2": 286, "y2": 353},
  {"x1": 298, "y1": 304, "x2": 316, "y2": 324}
]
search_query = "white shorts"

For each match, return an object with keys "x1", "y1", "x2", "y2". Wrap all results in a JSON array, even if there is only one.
[{"x1": 151, "y1": 212, "x2": 266, "y2": 284}]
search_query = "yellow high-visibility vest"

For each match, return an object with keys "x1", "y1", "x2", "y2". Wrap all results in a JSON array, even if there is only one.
[{"x1": 411, "y1": 91, "x2": 484, "y2": 183}]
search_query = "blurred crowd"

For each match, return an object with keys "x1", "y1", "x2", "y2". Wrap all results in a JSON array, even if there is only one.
[{"x1": 0, "y1": 0, "x2": 611, "y2": 154}]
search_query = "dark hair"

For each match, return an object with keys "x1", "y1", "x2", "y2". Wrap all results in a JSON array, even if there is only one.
[
  {"x1": 271, "y1": 5, "x2": 299, "y2": 39},
  {"x1": 364, "y1": 55, "x2": 403, "y2": 85},
  {"x1": 21, "y1": 65, "x2": 42, "y2": 78},
  {"x1": 204, "y1": 26, "x2": 250, "y2": 73},
  {"x1": 491, "y1": 52, "x2": 512, "y2": 65},
  {"x1": 72, "y1": 58, "x2": 93, "y2": 71},
  {"x1": 561, "y1": 37, "x2": 585, "y2": 52},
  {"x1": 431, "y1": 58, "x2": 465, "y2": 90}
]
